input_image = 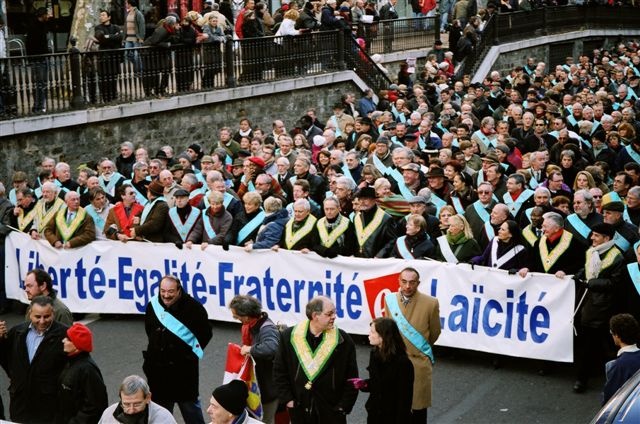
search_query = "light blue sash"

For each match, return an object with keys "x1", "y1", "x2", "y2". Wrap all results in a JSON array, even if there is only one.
[
  {"x1": 395, "y1": 236, "x2": 414, "y2": 259},
  {"x1": 566, "y1": 213, "x2": 591, "y2": 240},
  {"x1": 385, "y1": 294, "x2": 434, "y2": 364},
  {"x1": 472, "y1": 201, "x2": 491, "y2": 222},
  {"x1": 523, "y1": 207, "x2": 533, "y2": 223},
  {"x1": 548, "y1": 130, "x2": 559, "y2": 140},
  {"x1": 122, "y1": 179, "x2": 148, "y2": 206},
  {"x1": 202, "y1": 210, "x2": 217, "y2": 240},
  {"x1": 169, "y1": 207, "x2": 200, "y2": 242},
  {"x1": 341, "y1": 164, "x2": 356, "y2": 184},
  {"x1": 391, "y1": 105, "x2": 406, "y2": 123},
  {"x1": 483, "y1": 221, "x2": 495, "y2": 240},
  {"x1": 150, "y1": 296, "x2": 204, "y2": 359},
  {"x1": 613, "y1": 232, "x2": 631, "y2": 252},
  {"x1": 418, "y1": 136, "x2": 426, "y2": 150},
  {"x1": 141, "y1": 197, "x2": 165, "y2": 225},
  {"x1": 100, "y1": 172, "x2": 123, "y2": 196},
  {"x1": 502, "y1": 189, "x2": 533, "y2": 217},
  {"x1": 623, "y1": 208, "x2": 632, "y2": 224},
  {"x1": 451, "y1": 196, "x2": 465, "y2": 215},
  {"x1": 237, "y1": 209, "x2": 265, "y2": 244},
  {"x1": 627, "y1": 263, "x2": 640, "y2": 297},
  {"x1": 626, "y1": 144, "x2": 640, "y2": 164},
  {"x1": 567, "y1": 114, "x2": 578, "y2": 128},
  {"x1": 590, "y1": 121, "x2": 601, "y2": 135},
  {"x1": 372, "y1": 154, "x2": 389, "y2": 175},
  {"x1": 331, "y1": 115, "x2": 343, "y2": 137},
  {"x1": 84, "y1": 205, "x2": 106, "y2": 232},
  {"x1": 474, "y1": 130, "x2": 495, "y2": 149},
  {"x1": 240, "y1": 175, "x2": 256, "y2": 192},
  {"x1": 431, "y1": 193, "x2": 446, "y2": 215},
  {"x1": 9, "y1": 189, "x2": 17, "y2": 205}
]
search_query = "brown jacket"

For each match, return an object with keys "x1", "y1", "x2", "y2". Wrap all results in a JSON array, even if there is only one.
[
  {"x1": 44, "y1": 207, "x2": 96, "y2": 248},
  {"x1": 385, "y1": 291, "x2": 441, "y2": 409},
  {"x1": 133, "y1": 199, "x2": 169, "y2": 242}
]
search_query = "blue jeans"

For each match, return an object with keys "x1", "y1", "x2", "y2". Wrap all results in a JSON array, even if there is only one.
[
  {"x1": 31, "y1": 60, "x2": 48, "y2": 111},
  {"x1": 413, "y1": 12, "x2": 428, "y2": 30},
  {"x1": 159, "y1": 399, "x2": 205, "y2": 424},
  {"x1": 125, "y1": 41, "x2": 143, "y2": 75}
]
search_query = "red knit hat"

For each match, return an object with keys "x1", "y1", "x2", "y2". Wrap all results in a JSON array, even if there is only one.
[{"x1": 67, "y1": 323, "x2": 93, "y2": 353}]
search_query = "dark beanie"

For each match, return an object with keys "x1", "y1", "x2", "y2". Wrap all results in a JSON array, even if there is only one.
[{"x1": 212, "y1": 380, "x2": 248, "y2": 416}]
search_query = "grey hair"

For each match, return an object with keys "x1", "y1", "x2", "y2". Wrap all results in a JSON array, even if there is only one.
[
  {"x1": 121, "y1": 141, "x2": 134, "y2": 150},
  {"x1": 574, "y1": 189, "x2": 593, "y2": 204},
  {"x1": 534, "y1": 186, "x2": 551, "y2": 197},
  {"x1": 132, "y1": 161, "x2": 148, "y2": 171},
  {"x1": 294, "y1": 198, "x2": 310, "y2": 211},
  {"x1": 229, "y1": 294, "x2": 262, "y2": 318},
  {"x1": 542, "y1": 211, "x2": 564, "y2": 228},
  {"x1": 165, "y1": 15, "x2": 177, "y2": 24},
  {"x1": 119, "y1": 375, "x2": 151, "y2": 397},
  {"x1": 264, "y1": 196, "x2": 283, "y2": 213},
  {"x1": 335, "y1": 176, "x2": 356, "y2": 191}
]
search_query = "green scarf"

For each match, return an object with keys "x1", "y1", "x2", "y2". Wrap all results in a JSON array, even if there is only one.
[{"x1": 446, "y1": 231, "x2": 467, "y2": 245}]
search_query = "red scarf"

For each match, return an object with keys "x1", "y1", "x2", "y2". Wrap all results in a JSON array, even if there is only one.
[
  {"x1": 241, "y1": 317, "x2": 260, "y2": 346},
  {"x1": 547, "y1": 228, "x2": 564, "y2": 243}
]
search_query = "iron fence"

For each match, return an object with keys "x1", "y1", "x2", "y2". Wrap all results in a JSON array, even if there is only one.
[{"x1": 353, "y1": 16, "x2": 440, "y2": 55}]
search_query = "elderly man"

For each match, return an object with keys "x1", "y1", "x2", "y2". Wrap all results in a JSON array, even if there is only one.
[
  {"x1": 6, "y1": 187, "x2": 37, "y2": 233},
  {"x1": 98, "y1": 159, "x2": 126, "y2": 201},
  {"x1": 275, "y1": 199, "x2": 319, "y2": 252},
  {"x1": 55, "y1": 162, "x2": 80, "y2": 198},
  {"x1": 207, "y1": 380, "x2": 262, "y2": 424},
  {"x1": 334, "y1": 176, "x2": 356, "y2": 218},
  {"x1": 274, "y1": 296, "x2": 359, "y2": 423},
  {"x1": 601, "y1": 201, "x2": 639, "y2": 254},
  {"x1": 572, "y1": 223, "x2": 625, "y2": 394},
  {"x1": 165, "y1": 188, "x2": 202, "y2": 247},
  {"x1": 143, "y1": 275, "x2": 212, "y2": 423},
  {"x1": 367, "y1": 136, "x2": 394, "y2": 174},
  {"x1": 122, "y1": 161, "x2": 150, "y2": 206},
  {"x1": 478, "y1": 203, "x2": 509, "y2": 251},
  {"x1": 471, "y1": 117, "x2": 498, "y2": 154},
  {"x1": 44, "y1": 191, "x2": 95, "y2": 249},
  {"x1": 0, "y1": 296, "x2": 68, "y2": 423},
  {"x1": 626, "y1": 186, "x2": 640, "y2": 226},
  {"x1": 130, "y1": 180, "x2": 169, "y2": 242},
  {"x1": 565, "y1": 189, "x2": 603, "y2": 247},
  {"x1": 314, "y1": 197, "x2": 356, "y2": 258},
  {"x1": 352, "y1": 187, "x2": 397, "y2": 258},
  {"x1": 116, "y1": 141, "x2": 136, "y2": 177},
  {"x1": 289, "y1": 157, "x2": 326, "y2": 205},
  {"x1": 31, "y1": 181, "x2": 64, "y2": 239},
  {"x1": 465, "y1": 182, "x2": 498, "y2": 241},
  {"x1": 188, "y1": 191, "x2": 233, "y2": 250},
  {"x1": 99, "y1": 375, "x2": 177, "y2": 423},
  {"x1": 519, "y1": 212, "x2": 585, "y2": 279},
  {"x1": 384, "y1": 267, "x2": 440, "y2": 424}
]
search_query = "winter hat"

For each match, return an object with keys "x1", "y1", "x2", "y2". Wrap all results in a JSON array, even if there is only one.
[
  {"x1": 212, "y1": 380, "x2": 248, "y2": 416},
  {"x1": 67, "y1": 323, "x2": 93, "y2": 353},
  {"x1": 147, "y1": 180, "x2": 165, "y2": 197}
]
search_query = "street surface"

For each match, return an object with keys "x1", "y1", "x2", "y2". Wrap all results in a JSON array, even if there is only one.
[{"x1": 0, "y1": 311, "x2": 601, "y2": 423}]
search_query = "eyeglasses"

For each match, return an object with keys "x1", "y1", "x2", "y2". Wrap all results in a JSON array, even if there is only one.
[
  {"x1": 121, "y1": 402, "x2": 145, "y2": 410},
  {"x1": 478, "y1": 190, "x2": 491, "y2": 194}
]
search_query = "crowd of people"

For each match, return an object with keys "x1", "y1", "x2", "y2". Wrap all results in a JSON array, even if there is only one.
[{"x1": 3, "y1": 18, "x2": 640, "y2": 423}]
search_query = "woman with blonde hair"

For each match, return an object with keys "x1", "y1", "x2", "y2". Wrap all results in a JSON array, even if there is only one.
[
  {"x1": 435, "y1": 214, "x2": 481, "y2": 263},
  {"x1": 573, "y1": 170, "x2": 596, "y2": 191}
]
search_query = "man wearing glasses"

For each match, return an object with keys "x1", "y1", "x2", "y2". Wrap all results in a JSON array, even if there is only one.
[{"x1": 99, "y1": 375, "x2": 177, "y2": 423}]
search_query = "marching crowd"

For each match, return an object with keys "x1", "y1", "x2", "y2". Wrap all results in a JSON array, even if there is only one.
[{"x1": 2, "y1": 28, "x2": 640, "y2": 424}]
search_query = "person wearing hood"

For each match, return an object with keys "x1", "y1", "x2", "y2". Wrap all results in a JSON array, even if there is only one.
[{"x1": 57, "y1": 323, "x2": 108, "y2": 424}]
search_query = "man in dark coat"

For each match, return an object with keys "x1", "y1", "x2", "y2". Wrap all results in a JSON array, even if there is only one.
[
  {"x1": 131, "y1": 180, "x2": 169, "y2": 242},
  {"x1": 274, "y1": 296, "x2": 359, "y2": 423},
  {"x1": 57, "y1": 323, "x2": 108, "y2": 423},
  {"x1": 352, "y1": 187, "x2": 397, "y2": 258},
  {"x1": 143, "y1": 275, "x2": 212, "y2": 424},
  {"x1": 0, "y1": 296, "x2": 68, "y2": 423}
]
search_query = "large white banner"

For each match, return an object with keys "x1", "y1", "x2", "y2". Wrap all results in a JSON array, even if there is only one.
[{"x1": 5, "y1": 232, "x2": 575, "y2": 362}]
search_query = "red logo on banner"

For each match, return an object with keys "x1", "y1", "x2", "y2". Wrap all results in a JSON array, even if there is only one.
[{"x1": 363, "y1": 272, "x2": 400, "y2": 319}]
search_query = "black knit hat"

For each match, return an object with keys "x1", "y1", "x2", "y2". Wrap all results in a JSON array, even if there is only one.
[{"x1": 212, "y1": 380, "x2": 248, "y2": 416}]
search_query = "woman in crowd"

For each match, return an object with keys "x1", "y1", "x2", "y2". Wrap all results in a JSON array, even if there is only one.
[
  {"x1": 438, "y1": 205, "x2": 455, "y2": 235},
  {"x1": 228, "y1": 295, "x2": 280, "y2": 424},
  {"x1": 573, "y1": 170, "x2": 596, "y2": 192},
  {"x1": 85, "y1": 187, "x2": 111, "y2": 240},
  {"x1": 436, "y1": 214, "x2": 481, "y2": 263},
  {"x1": 448, "y1": 172, "x2": 477, "y2": 215},
  {"x1": 358, "y1": 164, "x2": 383, "y2": 189},
  {"x1": 377, "y1": 214, "x2": 435, "y2": 259},
  {"x1": 293, "y1": 134, "x2": 310, "y2": 152},
  {"x1": 351, "y1": 317, "x2": 414, "y2": 424},
  {"x1": 471, "y1": 220, "x2": 527, "y2": 271}
]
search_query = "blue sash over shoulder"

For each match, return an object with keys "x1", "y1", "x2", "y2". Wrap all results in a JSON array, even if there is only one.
[
  {"x1": 150, "y1": 296, "x2": 204, "y2": 359},
  {"x1": 385, "y1": 294, "x2": 434, "y2": 364}
]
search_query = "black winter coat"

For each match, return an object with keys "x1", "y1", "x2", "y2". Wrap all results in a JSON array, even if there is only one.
[
  {"x1": 56, "y1": 352, "x2": 108, "y2": 424},
  {"x1": 249, "y1": 314, "x2": 280, "y2": 402},
  {"x1": 143, "y1": 293, "x2": 212, "y2": 401},
  {"x1": 363, "y1": 349, "x2": 413, "y2": 424},
  {"x1": 0, "y1": 320, "x2": 68, "y2": 423}
]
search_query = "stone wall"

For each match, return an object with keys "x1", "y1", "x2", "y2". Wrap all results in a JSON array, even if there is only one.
[{"x1": 0, "y1": 80, "x2": 360, "y2": 184}]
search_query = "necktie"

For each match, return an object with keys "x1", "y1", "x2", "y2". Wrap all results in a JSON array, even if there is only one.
[{"x1": 67, "y1": 212, "x2": 74, "y2": 224}]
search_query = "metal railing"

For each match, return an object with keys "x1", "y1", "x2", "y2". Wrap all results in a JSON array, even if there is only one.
[
  {"x1": 457, "y1": 5, "x2": 640, "y2": 79},
  {"x1": 345, "y1": 34, "x2": 393, "y2": 92},
  {"x1": 352, "y1": 16, "x2": 440, "y2": 55}
]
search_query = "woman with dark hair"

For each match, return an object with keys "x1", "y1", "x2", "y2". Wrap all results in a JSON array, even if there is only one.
[
  {"x1": 351, "y1": 317, "x2": 414, "y2": 424},
  {"x1": 228, "y1": 295, "x2": 280, "y2": 424},
  {"x1": 448, "y1": 171, "x2": 477, "y2": 215},
  {"x1": 316, "y1": 150, "x2": 331, "y2": 174},
  {"x1": 471, "y1": 219, "x2": 527, "y2": 271}
]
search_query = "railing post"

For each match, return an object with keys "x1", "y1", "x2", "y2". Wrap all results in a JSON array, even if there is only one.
[
  {"x1": 435, "y1": 13, "x2": 441, "y2": 44},
  {"x1": 337, "y1": 30, "x2": 345, "y2": 70},
  {"x1": 68, "y1": 37, "x2": 85, "y2": 109},
  {"x1": 225, "y1": 35, "x2": 236, "y2": 88}
]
